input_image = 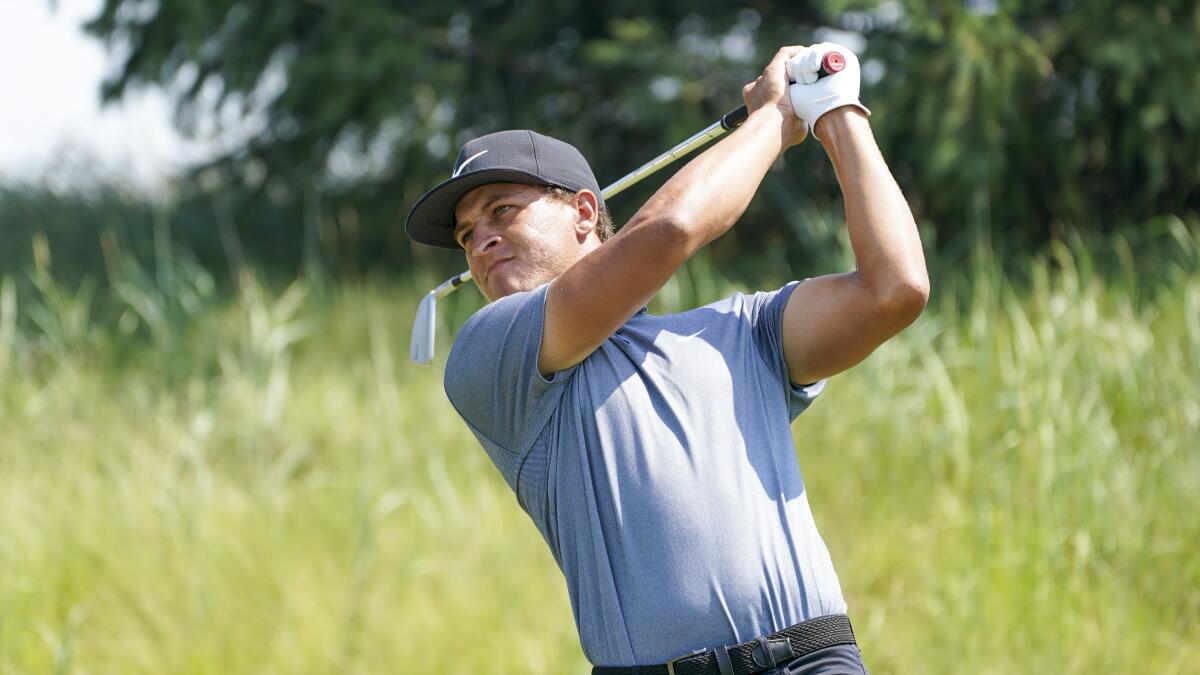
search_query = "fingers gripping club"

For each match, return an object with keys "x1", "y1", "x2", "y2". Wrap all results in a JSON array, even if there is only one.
[{"x1": 786, "y1": 44, "x2": 870, "y2": 133}]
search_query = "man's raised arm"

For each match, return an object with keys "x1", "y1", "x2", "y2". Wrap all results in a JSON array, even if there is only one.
[
  {"x1": 539, "y1": 46, "x2": 810, "y2": 376},
  {"x1": 779, "y1": 50, "x2": 929, "y2": 385}
]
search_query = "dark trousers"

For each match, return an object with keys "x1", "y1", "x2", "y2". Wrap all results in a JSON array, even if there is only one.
[{"x1": 770, "y1": 644, "x2": 869, "y2": 674}]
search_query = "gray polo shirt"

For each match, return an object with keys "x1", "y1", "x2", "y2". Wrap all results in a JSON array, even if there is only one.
[{"x1": 444, "y1": 280, "x2": 847, "y2": 667}]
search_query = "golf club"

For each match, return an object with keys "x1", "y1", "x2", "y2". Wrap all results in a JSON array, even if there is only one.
[{"x1": 410, "y1": 51, "x2": 845, "y2": 365}]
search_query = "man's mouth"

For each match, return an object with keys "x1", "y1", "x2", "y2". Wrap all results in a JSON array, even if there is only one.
[{"x1": 487, "y1": 258, "x2": 513, "y2": 280}]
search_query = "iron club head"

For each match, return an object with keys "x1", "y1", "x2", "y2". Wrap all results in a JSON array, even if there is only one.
[
  {"x1": 410, "y1": 289, "x2": 438, "y2": 366},
  {"x1": 410, "y1": 271, "x2": 472, "y2": 366}
]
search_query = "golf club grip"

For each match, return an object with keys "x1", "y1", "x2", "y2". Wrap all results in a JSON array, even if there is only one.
[
  {"x1": 719, "y1": 52, "x2": 846, "y2": 131},
  {"x1": 720, "y1": 106, "x2": 750, "y2": 130}
]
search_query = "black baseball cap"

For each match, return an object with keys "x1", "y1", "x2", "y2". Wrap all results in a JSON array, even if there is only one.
[{"x1": 405, "y1": 130, "x2": 604, "y2": 249}]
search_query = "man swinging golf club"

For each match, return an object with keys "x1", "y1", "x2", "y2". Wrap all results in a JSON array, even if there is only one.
[{"x1": 406, "y1": 43, "x2": 928, "y2": 674}]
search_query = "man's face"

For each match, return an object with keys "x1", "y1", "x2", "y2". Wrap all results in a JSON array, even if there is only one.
[{"x1": 453, "y1": 182, "x2": 594, "y2": 302}]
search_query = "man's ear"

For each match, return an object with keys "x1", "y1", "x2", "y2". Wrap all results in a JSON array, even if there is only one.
[{"x1": 572, "y1": 189, "x2": 599, "y2": 242}]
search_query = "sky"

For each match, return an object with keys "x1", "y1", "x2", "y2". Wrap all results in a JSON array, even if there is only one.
[{"x1": 0, "y1": 0, "x2": 210, "y2": 193}]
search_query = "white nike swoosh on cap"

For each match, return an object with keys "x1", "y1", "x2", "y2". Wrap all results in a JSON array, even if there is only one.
[{"x1": 452, "y1": 150, "x2": 489, "y2": 177}]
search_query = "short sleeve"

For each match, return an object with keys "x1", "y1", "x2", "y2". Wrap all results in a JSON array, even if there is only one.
[
  {"x1": 745, "y1": 280, "x2": 827, "y2": 421},
  {"x1": 443, "y1": 283, "x2": 573, "y2": 472}
]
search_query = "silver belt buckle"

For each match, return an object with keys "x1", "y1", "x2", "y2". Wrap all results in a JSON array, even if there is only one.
[{"x1": 666, "y1": 648, "x2": 706, "y2": 675}]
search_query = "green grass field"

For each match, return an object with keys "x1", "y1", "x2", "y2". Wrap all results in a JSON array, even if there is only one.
[{"x1": 2, "y1": 222, "x2": 1198, "y2": 673}]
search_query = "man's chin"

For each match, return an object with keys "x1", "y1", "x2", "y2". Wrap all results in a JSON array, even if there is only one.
[
  {"x1": 489, "y1": 282, "x2": 528, "y2": 301},
  {"x1": 484, "y1": 275, "x2": 545, "y2": 302}
]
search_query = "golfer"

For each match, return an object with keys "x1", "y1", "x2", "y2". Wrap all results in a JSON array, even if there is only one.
[{"x1": 406, "y1": 43, "x2": 927, "y2": 675}]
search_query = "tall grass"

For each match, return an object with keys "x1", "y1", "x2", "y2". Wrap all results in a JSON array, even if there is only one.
[{"x1": 1, "y1": 221, "x2": 1197, "y2": 673}]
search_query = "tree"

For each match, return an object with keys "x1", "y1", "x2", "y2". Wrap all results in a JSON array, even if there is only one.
[
  {"x1": 86, "y1": 1, "x2": 822, "y2": 273},
  {"x1": 86, "y1": 0, "x2": 1200, "y2": 275},
  {"x1": 867, "y1": 0, "x2": 1200, "y2": 248}
]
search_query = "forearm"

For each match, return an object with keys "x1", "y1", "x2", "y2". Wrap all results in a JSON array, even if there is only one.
[
  {"x1": 817, "y1": 109, "x2": 928, "y2": 307},
  {"x1": 621, "y1": 108, "x2": 789, "y2": 259}
]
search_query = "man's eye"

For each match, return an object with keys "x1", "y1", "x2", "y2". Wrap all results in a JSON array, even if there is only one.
[
  {"x1": 494, "y1": 204, "x2": 514, "y2": 217},
  {"x1": 459, "y1": 230, "x2": 473, "y2": 247}
]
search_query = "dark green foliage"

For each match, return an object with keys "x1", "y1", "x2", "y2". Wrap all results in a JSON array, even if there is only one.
[
  {"x1": 0, "y1": 185, "x2": 158, "y2": 283},
  {"x1": 46, "y1": 0, "x2": 1200, "y2": 275},
  {"x1": 868, "y1": 0, "x2": 1200, "y2": 248}
]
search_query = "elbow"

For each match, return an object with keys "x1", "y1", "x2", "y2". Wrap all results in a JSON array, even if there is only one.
[
  {"x1": 652, "y1": 214, "x2": 694, "y2": 245},
  {"x1": 875, "y1": 274, "x2": 929, "y2": 326}
]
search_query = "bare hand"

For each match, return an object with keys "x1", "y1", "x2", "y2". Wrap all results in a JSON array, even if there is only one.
[{"x1": 742, "y1": 46, "x2": 808, "y2": 147}]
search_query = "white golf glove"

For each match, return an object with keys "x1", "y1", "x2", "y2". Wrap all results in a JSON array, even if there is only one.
[{"x1": 786, "y1": 42, "x2": 871, "y2": 135}]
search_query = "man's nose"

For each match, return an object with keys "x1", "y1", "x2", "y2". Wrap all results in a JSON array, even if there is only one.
[{"x1": 471, "y1": 230, "x2": 502, "y2": 257}]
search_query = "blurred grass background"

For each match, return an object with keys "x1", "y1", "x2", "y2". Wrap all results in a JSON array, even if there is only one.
[
  {"x1": 1, "y1": 218, "x2": 1197, "y2": 673},
  {"x1": 3, "y1": 0, "x2": 1200, "y2": 672}
]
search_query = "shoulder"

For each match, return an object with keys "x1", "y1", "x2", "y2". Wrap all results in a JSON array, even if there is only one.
[
  {"x1": 457, "y1": 284, "x2": 548, "y2": 339},
  {"x1": 700, "y1": 281, "x2": 803, "y2": 321},
  {"x1": 443, "y1": 283, "x2": 565, "y2": 437},
  {"x1": 447, "y1": 285, "x2": 548, "y2": 369}
]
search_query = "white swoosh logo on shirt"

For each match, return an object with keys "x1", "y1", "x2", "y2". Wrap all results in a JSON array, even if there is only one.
[{"x1": 452, "y1": 150, "x2": 488, "y2": 177}]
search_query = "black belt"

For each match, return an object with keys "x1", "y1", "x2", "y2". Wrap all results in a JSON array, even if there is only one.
[{"x1": 591, "y1": 614, "x2": 857, "y2": 675}]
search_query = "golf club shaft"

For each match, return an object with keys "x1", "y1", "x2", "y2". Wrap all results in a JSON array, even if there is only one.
[
  {"x1": 604, "y1": 51, "x2": 845, "y2": 200},
  {"x1": 601, "y1": 105, "x2": 749, "y2": 201},
  {"x1": 445, "y1": 50, "x2": 848, "y2": 290},
  {"x1": 440, "y1": 105, "x2": 750, "y2": 290}
]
